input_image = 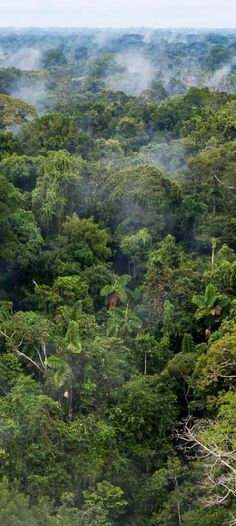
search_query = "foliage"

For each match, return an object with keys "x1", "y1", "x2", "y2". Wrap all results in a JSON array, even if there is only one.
[
  {"x1": 0, "y1": 28, "x2": 236, "y2": 525},
  {"x1": 0, "y1": 94, "x2": 36, "y2": 128}
]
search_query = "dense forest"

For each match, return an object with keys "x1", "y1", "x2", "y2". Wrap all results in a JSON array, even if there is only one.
[{"x1": 0, "y1": 28, "x2": 236, "y2": 525}]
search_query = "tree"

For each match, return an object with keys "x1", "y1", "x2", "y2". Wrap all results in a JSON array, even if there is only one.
[
  {"x1": 7, "y1": 209, "x2": 44, "y2": 270},
  {"x1": 0, "y1": 94, "x2": 36, "y2": 129},
  {"x1": 0, "y1": 130, "x2": 20, "y2": 156},
  {"x1": 53, "y1": 213, "x2": 111, "y2": 272},
  {"x1": 120, "y1": 228, "x2": 152, "y2": 276},
  {"x1": 195, "y1": 321, "x2": 236, "y2": 390},
  {"x1": 135, "y1": 334, "x2": 172, "y2": 375},
  {"x1": 181, "y1": 333, "x2": 195, "y2": 354},
  {"x1": 0, "y1": 174, "x2": 25, "y2": 263},
  {"x1": 150, "y1": 76, "x2": 168, "y2": 103},
  {"x1": 178, "y1": 393, "x2": 236, "y2": 520},
  {"x1": 0, "y1": 310, "x2": 56, "y2": 373},
  {"x1": 0, "y1": 153, "x2": 40, "y2": 191},
  {"x1": 83, "y1": 481, "x2": 127, "y2": 522},
  {"x1": 20, "y1": 113, "x2": 85, "y2": 155},
  {"x1": 32, "y1": 151, "x2": 80, "y2": 233},
  {"x1": 106, "y1": 305, "x2": 142, "y2": 342},
  {"x1": 0, "y1": 375, "x2": 75, "y2": 500},
  {"x1": 205, "y1": 45, "x2": 232, "y2": 70},
  {"x1": 109, "y1": 167, "x2": 181, "y2": 241},
  {"x1": 41, "y1": 48, "x2": 67, "y2": 69},
  {"x1": 101, "y1": 274, "x2": 131, "y2": 309},
  {"x1": 115, "y1": 117, "x2": 148, "y2": 150},
  {"x1": 144, "y1": 235, "x2": 181, "y2": 325},
  {"x1": 110, "y1": 374, "x2": 177, "y2": 460},
  {"x1": 192, "y1": 283, "x2": 228, "y2": 335},
  {"x1": 141, "y1": 458, "x2": 197, "y2": 526}
]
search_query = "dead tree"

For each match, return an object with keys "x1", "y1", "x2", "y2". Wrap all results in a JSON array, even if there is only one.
[{"x1": 177, "y1": 418, "x2": 236, "y2": 512}]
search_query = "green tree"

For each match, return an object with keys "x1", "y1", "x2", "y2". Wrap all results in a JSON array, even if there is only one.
[
  {"x1": 21, "y1": 113, "x2": 85, "y2": 155},
  {"x1": 192, "y1": 283, "x2": 228, "y2": 334},
  {"x1": 32, "y1": 151, "x2": 80, "y2": 233},
  {"x1": 0, "y1": 94, "x2": 36, "y2": 129},
  {"x1": 101, "y1": 274, "x2": 131, "y2": 309},
  {"x1": 41, "y1": 48, "x2": 67, "y2": 68}
]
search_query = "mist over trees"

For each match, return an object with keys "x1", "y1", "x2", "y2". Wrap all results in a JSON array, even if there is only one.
[{"x1": 0, "y1": 27, "x2": 236, "y2": 525}]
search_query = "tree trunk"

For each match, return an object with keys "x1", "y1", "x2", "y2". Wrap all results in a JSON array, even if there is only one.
[
  {"x1": 175, "y1": 478, "x2": 182, "y2": 526},
  {"x1": 144, "y1": 351, "x2": 147, "y2": 375},
  {"x1": 68, "y1": 386, "x2": 73, "y2": 423}
]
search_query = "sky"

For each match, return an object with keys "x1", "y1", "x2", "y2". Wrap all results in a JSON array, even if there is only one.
[{"x1": 1, "y1": 0, "x2": 236, "y2": 28}]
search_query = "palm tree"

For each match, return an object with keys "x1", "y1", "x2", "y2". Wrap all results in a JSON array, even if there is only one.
[
  {"x1": 100, "y1": 274, "x2": 131, "y2": 309},
  {"x1": 192, "y1": 283, "x2": 228, "y2": 335},
  {"x1": 107, "y1": 306, "x2": 142, "y2": 341}
]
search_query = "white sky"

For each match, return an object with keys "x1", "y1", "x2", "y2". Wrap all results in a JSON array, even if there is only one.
[{"x1": 1, "y1": 0, "x2": 236, "y2": 28}]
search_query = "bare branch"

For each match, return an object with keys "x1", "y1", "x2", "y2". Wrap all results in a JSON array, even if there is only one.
[
  {"x1": 41, "y1": 341, "x2": 48, "y2": 364},
  {"x1": 177, "y1": 417, "x2": 236, "y2": 508},
  {"x1": 15, "y1": 349, "x2": 44, "y2": 373},
  {"x1": 213, "y1": 172, "x2": 236, "y2": 192},
  {"x1": 33, "y1": 344, "x2": 46, "y2": 370}
]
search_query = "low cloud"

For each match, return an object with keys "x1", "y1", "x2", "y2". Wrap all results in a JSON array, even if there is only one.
[{"x1": 105, "y1": 52, "x2": 155, "y2": 95}]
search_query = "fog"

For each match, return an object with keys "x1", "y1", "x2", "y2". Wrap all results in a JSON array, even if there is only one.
[
  {"x1": 206, "y1": 59, "x2": 236, "y2": 89},
  {"x1": 106, "y1": 52, "x2": 155, "y2": 95},
  {"x1": 10, "y1": 79, "x2": 47, "y2": 110},
  {"x1": 2, "y1": 48, "x2": 41, "y2": 71}
]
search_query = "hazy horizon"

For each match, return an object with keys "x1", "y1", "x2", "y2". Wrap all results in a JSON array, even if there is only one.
[
  {"x1": 1, "y1": 0, "x2": 236, "y2": 29},
  {"x1": 0, "y1": 26, "x2": 236, "y2": 30}
]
